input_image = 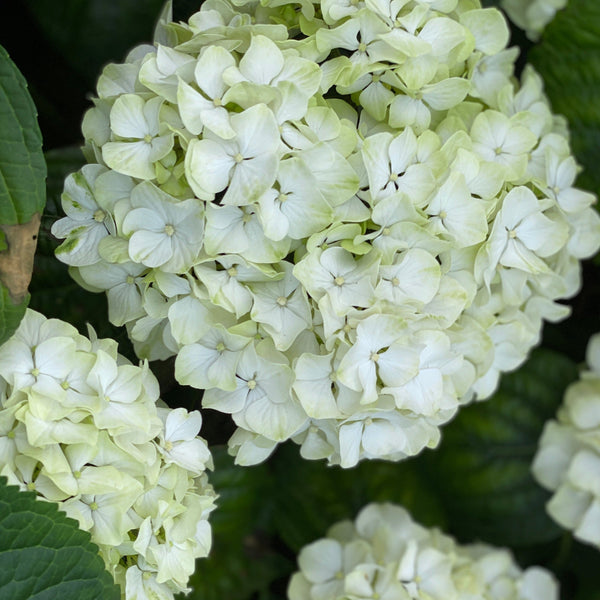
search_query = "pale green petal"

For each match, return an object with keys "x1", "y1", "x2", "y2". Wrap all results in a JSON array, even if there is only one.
[
  {"x1": 239, "y1": 35, "x2": 284, "y2": 85},
  {"x1": 110, "y1": 94, "x2": 151, "y2": 138},
  {"x1": 185, "y1": 138, "x2": 235, "y2": 199},
  {"x1": 102, "y1": 140, "x2": 156, "y2": 180},
  {"x1": 460, "y1": 8, "x2": 509, "y2": 55}
]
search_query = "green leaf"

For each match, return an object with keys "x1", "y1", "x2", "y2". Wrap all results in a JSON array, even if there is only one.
[
  {"x1": 0, "y1": 45, "x2": 46, "y2": 345},
  {"x1": 530, "y1": 0, "x2": 600, "y2": 194},
  {"x1": 0, "y1": 44, "x2": 46, "y2": 224},
  {"x1": 422, "y1": 348, "x2": 579, "y2": 548},
  {"x1": 0, "y1": 287, "x2": 27, "y2": 346},
  {"x1": 0, "y1": 476, "x2": 120, "y2": 600}
]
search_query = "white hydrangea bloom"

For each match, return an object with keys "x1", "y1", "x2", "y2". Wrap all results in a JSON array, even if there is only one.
[
  {"x1": 53, "y1": 0, "x2": 600, "y2": 468},
  {"x1": 289, "y1": 503, "x2": 559, "y2": 600},
  {"x1": 532, "y1": 332, "x2": 600, "y2": 548},
  {"x1": 0, "y1": 310, "x2": 216, "y2": 600}
]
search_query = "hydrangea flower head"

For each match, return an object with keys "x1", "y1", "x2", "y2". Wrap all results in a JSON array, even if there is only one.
[
  {"x1": 288, "y1": 503, "x2": 559, "y2": 600},
  {"x1": 532, "y1": 332, "x2": 600, "y2": 548},
  {"x1": 52, "y1": 0, "x2": 600, "y2": 467},
  {"x1": 0, "y1": 309, "x2": 216, "y2": 600}
]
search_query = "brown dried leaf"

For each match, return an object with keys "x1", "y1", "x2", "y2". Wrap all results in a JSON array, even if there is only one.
[{"x1": 0, "y1": 213, "x2": 41, "y2": 303}]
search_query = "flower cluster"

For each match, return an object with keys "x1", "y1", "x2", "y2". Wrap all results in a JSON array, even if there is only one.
[
  {"x1": 0, "y1": 309, "x2": 216, "y2": 600},
  {"x1": 532, "y1": 332, "x2": 600, "y2": 548},
  {"x1": 52, "y1": 0, "x2": 600, "y2": 467},
  {"x1": 288, "y1": 503, "x2": 558, "y2": 600},
  {"x1": 500, "y1": 0, "x2": 567, "y2": 40}
]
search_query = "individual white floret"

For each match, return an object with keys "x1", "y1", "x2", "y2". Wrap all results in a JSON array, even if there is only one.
[
  {"x1": 52, "y1": 165, "x2": 116, "y2": 266},
  {"x1": 103, "y1": 95, "x2": 174, "y2": 180},
  {"x1": 185, "y1": 103, "x2": 282, "y2": 205},
  {"x1": 122, "y1": 182, "x2": 205, "y2": 273}
]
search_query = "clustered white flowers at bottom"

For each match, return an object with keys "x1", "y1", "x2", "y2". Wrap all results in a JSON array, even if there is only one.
[
  {"x1": 52, "y1": 0, "x2": 600, "y2": 468},
  {"x1": 500, "y1": 0, "x2": 568, "y2": 41},
  {"x1": 0, "y1": 309, "x2": 216, "y2": 600},
  {"x1": 532, "y1": 332, "x2": 600, "y2": 548},
  {"x1": 288, "y1": 503, "x2": 559, "y2": 600}
]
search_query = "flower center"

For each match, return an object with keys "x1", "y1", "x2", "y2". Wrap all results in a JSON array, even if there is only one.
[
  {"x1": 90, "y1": 501, "x2": 99, "y2": 511},
  {"x1": 26, "y1": 482, "x2": 36, "y2": 491},
  {"x1": 439, "y1": 210, "x2": 447, "y2": 219},
  {"x1": 30, "y1": 368, "x2": 40, "y2": 377},
  {"x1": 391, "y1": 277, "x2": 400, "y2": 287},
  {"x1": 334, "y1": 276, "x2": 345, "y2": 286},
  {"x1": 227, "y1": 266, "x2": 238, "y2": 277},
  {"x1": 276, "y1": 296, "x2": 288, "y2": 307},
  {"x1": 247, "y1": 379, "x2": 257, "y2": 390},
  {"x1": 216, "y1": 342, "x2": 226, "y2": 352},
  {"x1": 213, "y1": 97, "x2": 222, "y2": 107},
  {"x1": 370, "y1": 352, "x2": 380, "y2": 362},
  {"x1": 143, "y1": 134, "x2": 153, "y2": 144},
  {"x1": 278, "y1": 193, "x2": 288, "y2": 203},
  {"x1": 164, "y1": 224, "x2": 175, "y2": 236},
  {"x1": 61, "y1": 380, "x2": 70, "y2": 390},
  {"x1": 93, "y1": 209, "x2": 105, "y2": 222},
  {"x1": 234, "y1": 153, "x2": 244, "y2": 164},
  {"x1": 358, "y1": 42, "x2": 367, "y2": 53},
  {"x1": 508, "y1": 229, "x2": 517, "y2": 239}
]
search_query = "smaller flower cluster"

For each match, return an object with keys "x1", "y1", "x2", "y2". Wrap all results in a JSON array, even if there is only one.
[
  {"x1": 500, "y1": 0, "x2": 567, "y2": 40},
  {"x1": 0, "y1": 310, "x2": 216, "y2": 600},
  {"x1": 289, "y1": 503, "x2": 558, "y2": 600},
  {"x1": 532, "y1": 332, "x2": 600, "y2": 549}
]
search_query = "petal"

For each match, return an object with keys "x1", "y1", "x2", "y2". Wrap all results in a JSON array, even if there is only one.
[
  {"x1": 239, "y1": 35, "x2": 284, "y2": 85},
  {"x1": 185, "y1": 138, "x2": 235, "y2": 199}
]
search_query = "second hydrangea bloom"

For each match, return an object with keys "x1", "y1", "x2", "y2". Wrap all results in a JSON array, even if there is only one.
[
  {"x1": 52, "y1": 0, "x2": 600, "y2": 467},
  {"x1": 0, "y1": 310, "x2": 216, "y2": 600}
]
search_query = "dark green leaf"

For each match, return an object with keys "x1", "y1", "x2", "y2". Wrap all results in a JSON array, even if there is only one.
[
  {"x1": 0, "y1": 44, "x2": 46, "y2": 224},
  {"x1": 0, "y1": 476, "x2": 120, "y2": 600},
  {"x1": 530, "y1": 0, "x2": 600, "y2": 194},
  {"x1": 0, "y1": 45, "x2": 46, "y2": 344},
  {"x1": 0, "y1": 287, "x2": 27, "y2": 347},
  {"x1": 422, "y1": 348, "x2": 579, "y2": 548}
]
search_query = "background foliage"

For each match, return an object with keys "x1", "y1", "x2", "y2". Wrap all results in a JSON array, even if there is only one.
[{"x1": 1, "y1": 0, "x2": 600, "y2": 598}]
